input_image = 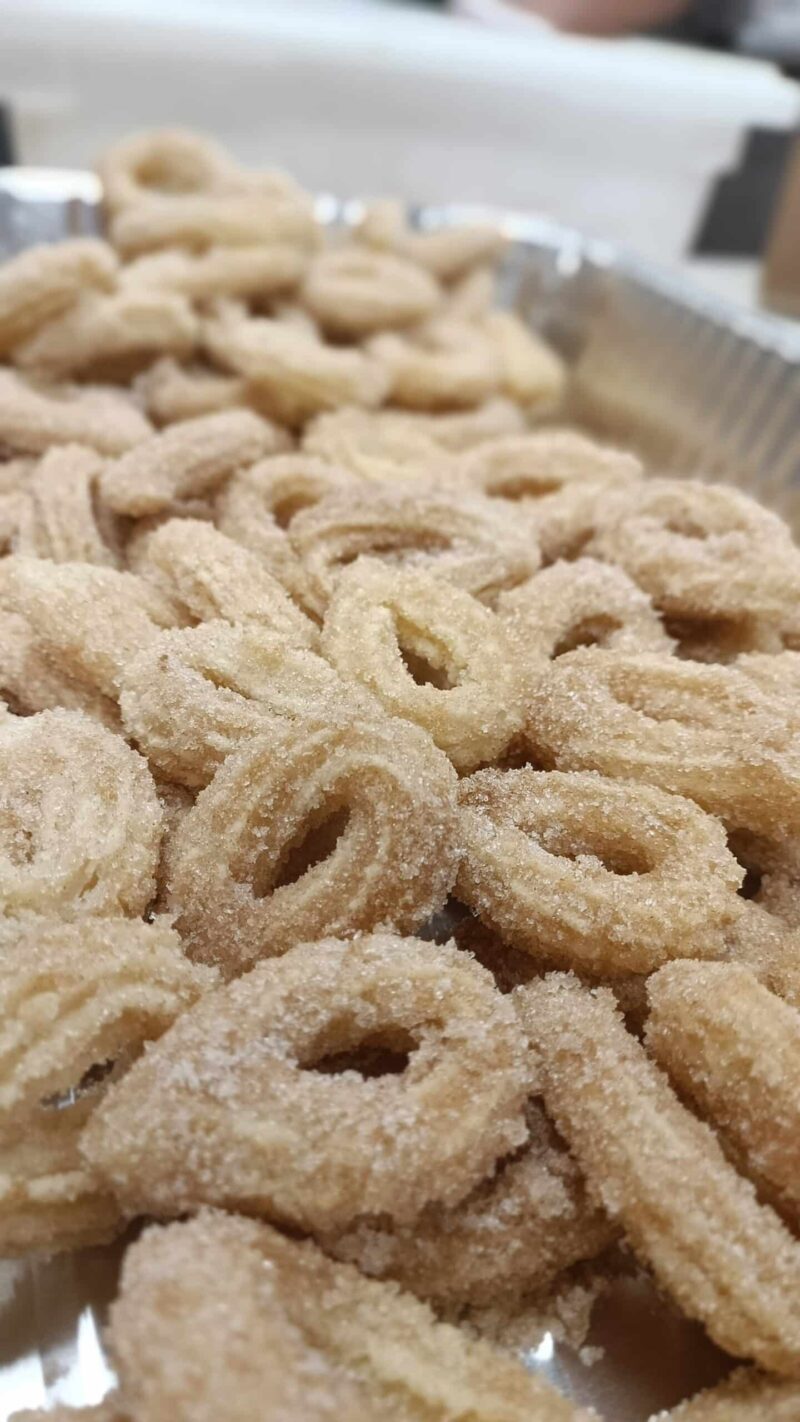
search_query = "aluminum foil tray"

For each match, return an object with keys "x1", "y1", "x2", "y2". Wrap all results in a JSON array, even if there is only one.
[{"x1": 2, "y1": 167, "x2": 799, "y2": 1422}]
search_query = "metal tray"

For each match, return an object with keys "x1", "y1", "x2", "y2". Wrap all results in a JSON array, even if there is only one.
[{"x1": 2, "y1": 168, "x2": 799, "y2": 1422}]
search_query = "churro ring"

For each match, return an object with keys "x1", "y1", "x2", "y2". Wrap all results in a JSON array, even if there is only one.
[
  {"x1": 119, "y1": 622, "x2": 376, "y2": 788},
  {"x1": 131, "y1": 518, "x2": 318, "y2": 645},
  {"x1": 99, "y1": 407, "x2": 277, "y2": 517},
  {"x1": 122, "y1": 243, "x2": 308, "y2": 301},
  {"x1": 203, "y1": 303, "x2": 389, "y2": 425},
  {"x1": 481, "y1": 311, "x2": 566, "y2": 410},
  {"x1": 0, "y1": 557, "x2": 182, "y2": 700},
  {"x1": 108, "y1": 1212, "x2": 587, "y2": 1422},
  {"x1": 358, "y1": 200, "x2": 507, "y2": 279},
  {"x1": 646, "y1": 961, "x2": 800, "y2": 1222},
  {"x1": 164, "y1": 718, "x2": 459, "y2": 973},
  {"x1": 0, "y1": 914, "x2": 215, "y2": 1116},
  {"x1": 133, "y1": 356, "x2": 251, "y2": 425},
  {"x1": 321, "y1": 559, "x2": 526, "y2": 771},
  {"x1": 216, "y1": 453, "x2": 358, "y2": 602},
  {"x1": 516, "y1": 973, "x2": 800, "y2": 1376},
  {"x1": 527, "y1": 649, "x2": 800, "y2": 836},
  {"x1": 85, "y1": 934, "x2": 528, "y2": 1229},
  {"x1": 457, "y1": 768, "x2": 742, "y2": 975},
  {"x1": 0, "y1": 369, "x2": 153, "y2": 456},
  {"x1": 587, "y1": 478, "x2": 800, "y2": 629},
  {"x1": 464, "y1": 429, "x2": 643, "y2": 500},
  {"x1": 302, "y1": 404, "x2": 459, "y2": 483},
  {"x1": 14, "y1": 444, "x2": 120, "y2": 566},
  {"x1": 301, "y1": 246, "x2": 441, "y2": 338},
  {"x1": 498, "y1": 558, "x2": 673, "y2": 663},
  {"x1": 653, "y1": 1367, "x2": 800, "y2": 1420},
  {"x1": 0, "y1": 239, "x2": 118, "y2": 353},
  {"x1": 370, "y1": 317, "x2": 500, "y2": 410},
  {"x1": 13, "y1": 287, "x2": 198, "y2": 380},
  {"x1": 0, "y1": 609, "x2": 121, "y2": 728},
  {"x1": 0, "y1": 708, "x2": 163, "y2": 920},
  {"x1": 100, "y1": 128, "x2": 258, "y2": 211},
  {"x1": 289, "y1": 486, "x2": 539, "y2": 615},
  {"x1": 322, "y1": 1100, "x2": 615, "y2": 1311}
]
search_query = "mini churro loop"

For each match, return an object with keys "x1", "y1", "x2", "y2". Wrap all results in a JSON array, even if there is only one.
[
  {"x1": 588, "y1": 478, "x2": 800, "y2": 629},
  {"x1": 100, "y1": 128, "x2": 255, "y2": 212},
  {"x1": 301, "y1": 247, "x2": 441, "y2": 338},
  {"x1": 133, "y1": 357, "x2": 250, "y2": 425},
  {"x1": 204, "y1": 304, "x2": 389, "y2": 425},
  {"x1": 464, "y1": 428, "x2": 644, "y2": 502},
  {"x1": 527, "y1": 650, "x2": 800, "y2": 837},
  {"x1": 322, "y1": 560, "x2": 526, "y2": 771},
  {"x1": 370, "y1": 317, "x2": 500, "y2": 410},
  {"x1": 108, "y1": 1212, "x2": 587, "y2": 1422},
  {"x1": 646, "y1": 961, "x2": 800, "y2": 1222},
  {"x1": 84, "y1": 935, "x2": 529, "y2": 1229},
  {"x1": 359, "y1": 201, "x2": 507, "y2": 279},
  {"x1": 132, "y1": 518, "x2": 318, "y2": 645},
  {"x1": 0, "y1": 915, "x2": 214, "y2": 1116},
  {"x1": 99, "y1": 407, "x2": 276, "y2": 517},
  {"x1": 165, "y1": 718, "x2": 459, "y2": 974},
  {"x1": 120, "y1": 622, "x2": 375, "y2": 788},
  {"x1": 289, "y1": 486, "x2": 539, "y2": 615},
  {"x1": 14, "y1": 444, "x2": 120, "y2": 566},
  {"x1": 516, "y1": 973, "x2": 800, "y2": 1376},
  {"x1": 0, "y1": 610, "x2": 121, "y2": 727},
  {"x1": 122, "y1": 243, "x2": 307, "y2": 301},
  {"x1": 498, "y1": 558, "x2": 673, "y2": 663},
  {"x1": 482, "y1": 311, "x2": 566, "y2": 411},
  {"x1": 14, "y1": 288, "x2": 198, "y2": 380},
  {"x1": 0, "y1": 557, "x2": 181, "y2": 699},
  {"x1": 216, "y1": 453, "x2": 358, "y2": 602},
  {"x1": 0, "y1": 708, "x2": 162, "y2": 919},
  {"x1": 0, "y1": 239, "x2": 118, "y2": 353},
  {"x1": 323, "y1": 1100, "x2": 615, "y2": 1311},
  {"x1": 0, "y1": 368, "x2": 153, "y2": 456},
  {"x1": 302, "y1": 404, "x2": 459, "y2": 483},
  {"x1": 457, "y1": 769, "x2": 742, "y2": 975}
]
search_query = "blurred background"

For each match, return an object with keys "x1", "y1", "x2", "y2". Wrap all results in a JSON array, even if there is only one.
[{"x1": 1, "y1": 0, "x2": 799, "y2": 314}]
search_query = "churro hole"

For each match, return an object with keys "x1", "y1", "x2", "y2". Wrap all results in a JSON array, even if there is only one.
[
  {"x1": 537, "y1": 829, "x2": 649, "y2": 877},
  {"x1": 265, "y1": 804, "x2": 352, "y2": 895},
  {"x1": 552, "y1": 614, "x2": 622, "y2": 658},
  {"x1": 304, "y1": 1026, "x2": 418, "y2": 1080}
]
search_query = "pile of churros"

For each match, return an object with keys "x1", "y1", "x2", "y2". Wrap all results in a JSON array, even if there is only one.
[{"x1": 3, "y1": 129, "x2": 800, "y2": 1422}]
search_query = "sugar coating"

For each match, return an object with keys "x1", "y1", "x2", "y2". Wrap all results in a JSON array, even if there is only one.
[
  {"x1": 109, "y1": 1211, "x2": 591, "y2": 1421},
  {"x1": 650, "y1": 1366, "x2": 800, "y2": 1420},
  {"x1": 0, "y1": 608, "x2": 121, "y2": 726},
  {"x1": 369, "y1": 317, "x2": 502, "y2": 411},
  {"x1": 302, "y1": 247, "x2": 441, "y2": 339},
  {"x1": 14, "y1": 286, "x2": 198, "y2": 381},
  {"x1": 84, "y1": 935, "x2": 530, "y2": 1231},
  {"x1": 517, "y1": 974, "x2": 800, "y2": 1375},
  {"x1": 647, "y1": 961, "x2": 800, "y2": 1221},
  {"x1": 457, "y1": 768, "x2": 743, "y2": 975},
  {"x1": 322, "y1": 558, "x2": 527, "y2": 771},
  {"x1": 0, "y1": 708, "x2": 163, "y2": 919}
]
